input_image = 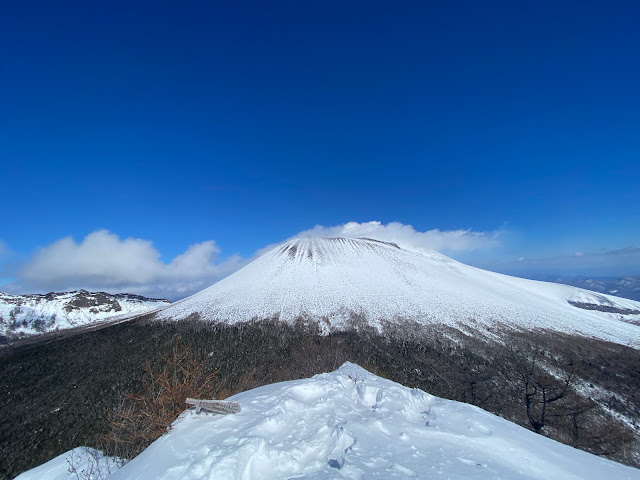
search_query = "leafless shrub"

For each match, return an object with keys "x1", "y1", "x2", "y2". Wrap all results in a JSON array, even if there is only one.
[
  {"x1": 102, "y1": 342, "x2": 227, "y2": 459},
  {"x1": 66, "y1": 447, "x2": 123, "y2": 480}
]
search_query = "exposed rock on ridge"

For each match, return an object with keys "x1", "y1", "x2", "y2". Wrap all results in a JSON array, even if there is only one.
[{"x1": 0, "y1": 290, "x2": 170, "y2": 338}]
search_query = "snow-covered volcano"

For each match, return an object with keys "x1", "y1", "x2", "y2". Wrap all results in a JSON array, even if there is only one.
[{"x1": 157, "y1": 237, "x2": 640, "y2": 346}]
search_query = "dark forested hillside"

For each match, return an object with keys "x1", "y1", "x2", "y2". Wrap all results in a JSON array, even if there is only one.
[{"x1": 1, "y1": 315, "x2": 639, "y2": 479}]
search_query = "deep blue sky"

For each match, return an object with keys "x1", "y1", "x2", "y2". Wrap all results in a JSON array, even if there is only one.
[{"x1": 1, "y1": 1, "x2": 639, "y2": 294}]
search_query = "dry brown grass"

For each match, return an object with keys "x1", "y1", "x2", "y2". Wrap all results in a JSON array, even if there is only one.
[{"x1": 103, "y1": 342, "x2": 227, "y2": 459}]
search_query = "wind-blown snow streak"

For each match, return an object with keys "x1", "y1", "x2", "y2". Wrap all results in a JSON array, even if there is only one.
[
  {"x1": 157, "y1": 237, "x2": 640, "y2": 347},
  {"x1": 107, "y1": 363, "x2": 639, "y2": 480}
]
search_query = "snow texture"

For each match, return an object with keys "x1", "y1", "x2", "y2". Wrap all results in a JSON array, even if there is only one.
[
  {"x1": 0, "y1": 290, "x2": 169, "y2": 337},
  {"x1": 103, "y1": 363, "x2": 639, "y2": 480},
  {"x1": 14, "y1": 447, "x2": 120, "y2": 480},
  {"x1": 157, "y1": 237, "x2": 640, "y2": 347}
]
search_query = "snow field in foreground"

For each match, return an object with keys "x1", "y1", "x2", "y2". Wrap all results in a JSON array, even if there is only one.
[
  {"x1": 16, "y1": 363, "x2": 640, "y2": 480},
  {"x1": 101, "y1": 363, "x2": 639, "y2": 480}
]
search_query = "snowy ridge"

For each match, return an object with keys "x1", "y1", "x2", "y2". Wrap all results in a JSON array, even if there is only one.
[
  {"x1": 157, "y1": 237, "x2": 640, "y2": 347},
  {"x1": 16, "y1": 364, "x2": 640, "y2": 479},
  {"x1": 91, "y1": 363, "x2": 638, "y2": 480},
  {"x1": 0, "y1": 290, "x2": 170, "y2": 337}
]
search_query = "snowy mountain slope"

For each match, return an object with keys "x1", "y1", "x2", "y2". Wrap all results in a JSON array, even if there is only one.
[
  {"x1": 157, "y1": 237, "x2": 640, "y2": 347},
  {"x1": 89, "y1": 363, "x2": 639, "y2": 480},
  {"x1": 0, "y1": 290, "x2": 169, "y2": 337}
]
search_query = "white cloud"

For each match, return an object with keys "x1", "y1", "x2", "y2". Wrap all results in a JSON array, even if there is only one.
[
  {"x1": 9, "y1": 230, "x2": 246, "y2": 300},
  {"x1": 290, "y1": 221, "x2": 502, "y2": 253},
  {"x1": 3, "y1": 222, "x2": 504, "y2": 301}
]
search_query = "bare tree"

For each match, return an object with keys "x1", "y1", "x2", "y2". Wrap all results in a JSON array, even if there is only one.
[{"x1": 503, "y1": 347, "x2": 573, "y2": 433}]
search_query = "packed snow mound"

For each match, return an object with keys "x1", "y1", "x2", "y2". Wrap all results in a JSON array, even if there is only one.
[
  {"x1": 157, "y1": 237, "x2": 640, "y2": 346},
  {"x1": 108, "y1": 362, "x2": 639, "y2": 480},
  {"x1": 0, "y1": 290, "x2": 169, "y2": 337}
]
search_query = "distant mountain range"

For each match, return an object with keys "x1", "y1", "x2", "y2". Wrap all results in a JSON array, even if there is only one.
[
  {"x1": 526, "y1": 275, "x2": 640, "y2": 302},
  {"x1": 0, "y1": 290, "x2": 169, "y2": 339}
]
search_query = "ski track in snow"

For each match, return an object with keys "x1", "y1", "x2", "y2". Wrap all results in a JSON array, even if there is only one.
[{"x1": 157, "y1": 237, "x2": 640, "y2": 347}]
